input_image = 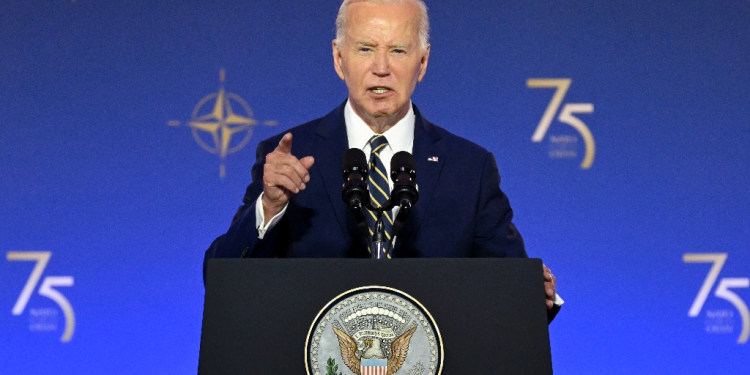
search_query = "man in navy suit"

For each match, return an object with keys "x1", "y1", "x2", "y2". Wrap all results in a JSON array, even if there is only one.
[{"x1": 204, "y1": 0, "x2": 561, "y2": 314}]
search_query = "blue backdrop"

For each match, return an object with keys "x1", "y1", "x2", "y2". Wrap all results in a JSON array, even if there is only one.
[{"x1": 1, "y1": 0, "x2": 748, "y2": 374}]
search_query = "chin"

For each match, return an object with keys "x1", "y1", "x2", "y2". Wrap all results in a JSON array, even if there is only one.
[{"x1": 365, "y1": 104, "x2": 402, "y2": 118}]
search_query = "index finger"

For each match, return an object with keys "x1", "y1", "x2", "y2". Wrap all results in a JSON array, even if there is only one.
[{"x1": 275, "y1": 133, "x2": 293, "y2": 154}]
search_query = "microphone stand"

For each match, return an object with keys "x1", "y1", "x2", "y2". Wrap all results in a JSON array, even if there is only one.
[
  {"x1": 366, "y1": 200, "x2": 402, "y2": 259},
  {"x1": 367, "y1": 205, "x2": 391, "y2": 259},
  {"x1": 349, "y1": 200, "x2": 374, "y2": 254},
  {"x1": 391, "y1": 200, "x2": 411, "y2": 238}
]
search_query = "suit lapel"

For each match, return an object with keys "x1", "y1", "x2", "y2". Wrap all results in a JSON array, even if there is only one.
[
  {"x1": 394, "y1": 105, "x2": 444, "y2": 255},
  {"x1": 314, "y1": 102, "x2": 351, "y2": 238}
]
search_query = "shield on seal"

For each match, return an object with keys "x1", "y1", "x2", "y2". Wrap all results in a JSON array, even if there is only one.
[{"x1": 360, "y1": 358, "x2": 387, "y2": 375}]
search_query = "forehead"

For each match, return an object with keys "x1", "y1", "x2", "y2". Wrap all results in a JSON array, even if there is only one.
[{"x1": 345, "y1": 1, "x2": 420, "y2": 43}]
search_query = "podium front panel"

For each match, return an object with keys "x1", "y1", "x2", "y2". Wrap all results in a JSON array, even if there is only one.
[{"x1": 199, "y1": 258, "x2": 552, "y2": 374}]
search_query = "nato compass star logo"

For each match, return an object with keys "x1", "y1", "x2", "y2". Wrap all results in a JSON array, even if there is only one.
[{"x1": 169, "y1": 69, "x2": 276, "y2": 177}]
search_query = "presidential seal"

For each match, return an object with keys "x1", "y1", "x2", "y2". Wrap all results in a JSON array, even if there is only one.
[{"x1": 305, "y1": 286, "x2": 443, "y2": 375}]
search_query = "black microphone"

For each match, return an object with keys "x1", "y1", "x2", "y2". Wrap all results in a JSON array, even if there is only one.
[
  {"x1": 342, "y1": 148, "x2": 373, "y2": 253},
  {"x1": 341, "y1": 148, "x2": 370, "y2": 210},
  {"x1": 390, "y1": 151, "x2": 419, "y2": 209}
]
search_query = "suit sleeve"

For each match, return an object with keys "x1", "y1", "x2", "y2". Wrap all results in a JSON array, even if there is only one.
[
  {"x1": 473, "y1": 153, "x2": 561, "y2": 322},
  {"x1": 202, "y1": 137, "x2": 283, "y2": 283},
  {"x1": 471, "y1": 153, "x2": 528, "y2": 258}
]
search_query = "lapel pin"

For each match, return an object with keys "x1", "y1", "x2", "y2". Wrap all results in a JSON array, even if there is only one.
[{"x1": 427, "y1": 156, "x2": 439, "y2": 162}]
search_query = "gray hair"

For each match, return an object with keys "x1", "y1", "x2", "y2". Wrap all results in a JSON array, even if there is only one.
[{"x1": 335, "y1": 0, "x2": 430, "y2": 53}]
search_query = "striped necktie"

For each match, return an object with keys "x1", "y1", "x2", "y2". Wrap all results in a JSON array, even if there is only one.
[{"x1": 366, "y1": 134, "x2": 393, "y2": 257}]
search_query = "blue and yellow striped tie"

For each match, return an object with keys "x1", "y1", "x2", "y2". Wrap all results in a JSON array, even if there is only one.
[{"x1": 366, "y1": 134, "x2": 393, "y2": 257}]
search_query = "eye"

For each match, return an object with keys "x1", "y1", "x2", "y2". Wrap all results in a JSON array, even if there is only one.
[
  {"x1": 392, "y1": 49, "x2": 406, "y2": 54},
  {"x1": 358, "y1": 47, "x2": 372, "y2": 53}
]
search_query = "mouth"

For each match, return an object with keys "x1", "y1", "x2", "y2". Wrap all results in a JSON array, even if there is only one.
[{"x1": 369, "y1": 87, "x2": 392, "y2": 95}]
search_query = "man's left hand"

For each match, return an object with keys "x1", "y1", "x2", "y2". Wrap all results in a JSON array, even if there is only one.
[{"x1": 543, "y1": 264, "x2": 557, "y2": 309}]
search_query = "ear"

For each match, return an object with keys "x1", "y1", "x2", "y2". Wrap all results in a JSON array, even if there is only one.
[
  {"x1": 332, "y1": 40, "x2": 346, "y2": 81},
  {"x1": 416, "y1": 43, "x2": 430, "y2": 83}
]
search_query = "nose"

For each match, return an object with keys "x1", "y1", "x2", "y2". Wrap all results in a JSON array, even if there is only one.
[{"x1": 371, "y1": 49, "x2": 390, "y2": 77}]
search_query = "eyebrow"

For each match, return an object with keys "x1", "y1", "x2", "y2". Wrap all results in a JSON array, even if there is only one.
[{"x1": 356, "y1": 41, "x2": 409, "y2": 49}]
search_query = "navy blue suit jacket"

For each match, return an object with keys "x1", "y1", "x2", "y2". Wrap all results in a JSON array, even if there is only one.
[{"x1": 203, "y1": 102, "x2": 527, "y2": 279}]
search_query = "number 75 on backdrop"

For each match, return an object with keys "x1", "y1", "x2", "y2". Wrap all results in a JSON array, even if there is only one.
[
  {"x1": 684, "y1": 253, "x2": 749, "y2": 344},
  {"x1": 6, "y1": 251, "x2": 75, "y2": 342}
]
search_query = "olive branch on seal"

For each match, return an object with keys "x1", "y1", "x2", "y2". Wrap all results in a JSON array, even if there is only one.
[{"x1": 326, "y1": 357, "x2": 343, "y2": 375}]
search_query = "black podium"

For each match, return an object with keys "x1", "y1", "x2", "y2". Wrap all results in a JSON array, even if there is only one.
[{"x1": 199, "y1": 259, "x2": 552, "y2": 374}]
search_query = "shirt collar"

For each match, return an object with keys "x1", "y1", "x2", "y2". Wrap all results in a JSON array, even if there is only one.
[{"x1": 344, "y1": 100, "x2": 415, "y2": 153}]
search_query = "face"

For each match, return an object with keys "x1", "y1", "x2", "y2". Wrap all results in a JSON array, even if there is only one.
[{"x1": 333, "y1": 1, "x2": 430, "y2": 130}]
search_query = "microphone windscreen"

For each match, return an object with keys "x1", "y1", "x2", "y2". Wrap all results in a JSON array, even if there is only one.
[
  {"x1": 391, "y1": 151, "x2": 416, "y2": 173},
  {"x1": 342, "y1": 148, "x2": 368, "y2": 172}
]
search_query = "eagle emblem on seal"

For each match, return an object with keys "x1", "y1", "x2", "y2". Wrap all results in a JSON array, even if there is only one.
[{"x1": 332, "y1": 326, "x2": 417, "y2": 375}]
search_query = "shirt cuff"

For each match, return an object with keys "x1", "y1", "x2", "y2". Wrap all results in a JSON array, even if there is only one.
[
  {"x1": 255, "y1": 193, "x2": 288, "y2": 239},
  {"x1": 554, "y1": 293, "x2": 564, "y2": 306}
]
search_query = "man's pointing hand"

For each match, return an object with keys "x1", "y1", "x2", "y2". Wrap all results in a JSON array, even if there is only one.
[{"x1": 261, "y1": 133, "x2": 315, "y2": 223}]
